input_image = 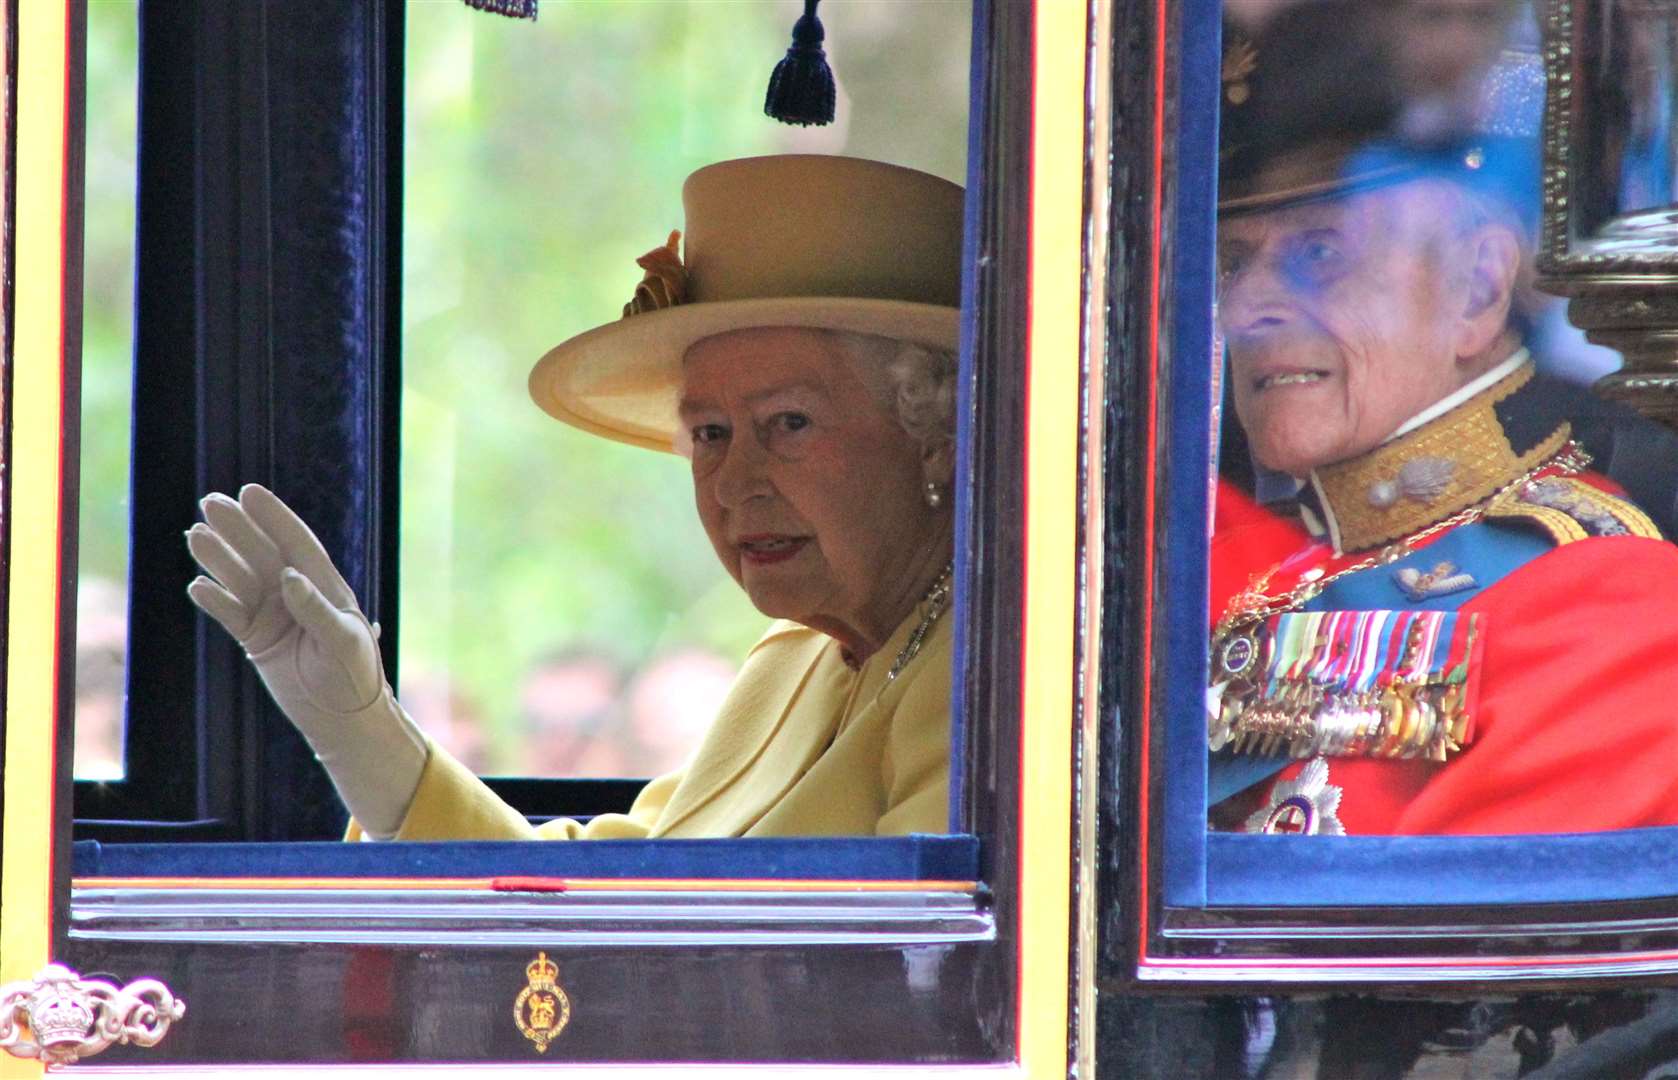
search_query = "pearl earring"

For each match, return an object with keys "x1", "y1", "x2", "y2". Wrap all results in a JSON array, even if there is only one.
[{"x1": 924, "y1": 482, "x2": 945, "y2": 509}]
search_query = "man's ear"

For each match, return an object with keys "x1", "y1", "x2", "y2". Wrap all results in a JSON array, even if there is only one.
[
  {"x1": 1453, "y1": 223, "x2": 1522, "y2": 361},
  {"x1": 922, "y1": 438, "x2": 956, "y2": 489}
]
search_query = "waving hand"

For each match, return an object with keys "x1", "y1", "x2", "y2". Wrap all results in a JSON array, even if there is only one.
[{"x1": 187, "y1": 484, "x2": 428, "y2": 837}]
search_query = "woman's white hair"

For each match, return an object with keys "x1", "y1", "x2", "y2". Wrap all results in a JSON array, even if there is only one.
[{"x1": 824, "y1": 329, "x2": 958, "y2": 451}]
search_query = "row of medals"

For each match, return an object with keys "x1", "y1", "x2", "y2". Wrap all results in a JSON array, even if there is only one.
[{"x1": 1207, "y1": 625, "x2": 1471, "y2": 762}]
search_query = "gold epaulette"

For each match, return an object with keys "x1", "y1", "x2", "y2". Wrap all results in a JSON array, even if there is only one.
[{"x1": 1485, "y1": 476, "x2": 1664, "y2": 546}]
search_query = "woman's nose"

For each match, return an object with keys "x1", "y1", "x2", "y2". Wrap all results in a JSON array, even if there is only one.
[{"x1": 712, "y1": 433, "x2": 772, "y2": 508}]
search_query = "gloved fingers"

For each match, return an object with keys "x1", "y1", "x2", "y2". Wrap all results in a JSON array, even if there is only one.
[
  {"x1": 200, "y1": 492, "x2": 288, "y2": 588},
  {"x1": 185, "y1": 522, "x2": 264, "y2": 607},
  {"x1": 278, "y1": 567, "x2": 371, "y2": 658},
  {"x1": 187, "y1": 575, "x2": 254, "y2": 641},
  {"x1": 240, "y1": 484, "x2": 358, "y2": 610}
]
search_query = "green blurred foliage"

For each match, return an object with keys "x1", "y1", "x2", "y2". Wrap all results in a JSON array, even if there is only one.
[
  {"x1": 76, "y1": 0, "x2": 141, "y2": 778},
  {"x1": 76, "y1": 0, "x2": 970, "y2": 778},
  {"x1": 402, "y1": 0, "x2": 968, "y2": 774},
  {"x1": 79, "y1": 0, "x2": 139, "y2": 589}
]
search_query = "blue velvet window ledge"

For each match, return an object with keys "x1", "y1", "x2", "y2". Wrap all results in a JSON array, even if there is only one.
[
  {"x1": 71, "y1": 835, "x2": 981, "y2": 882},
  {"x1": 1202, "y1": 828, "x2": 1678, "y2": 907}
]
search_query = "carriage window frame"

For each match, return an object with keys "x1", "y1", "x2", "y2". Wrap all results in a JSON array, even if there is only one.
[
  {"x1": 1108, "y1": 0, "x2": 1678, "y2": 986},
  {"x1": 70, "y1": 0, "x2": 1015, "y2": 853},
  {"x1": 69, "y1": 0, "x2": 407, "y2": 841},
  {"x1": 40, "y1": 0, "x2": 1091, "y2": 1065},
  {"x1": 49, "y1": 0, "x2": 1042, "y2": 901}
]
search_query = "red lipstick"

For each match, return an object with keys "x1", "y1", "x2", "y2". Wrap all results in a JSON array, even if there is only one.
[{"x1": 737, "y1": 534, "x2": 809, "y2": 566}]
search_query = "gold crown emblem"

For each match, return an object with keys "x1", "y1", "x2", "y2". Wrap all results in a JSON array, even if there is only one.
[
  {"x1": 525, "y1": 952, "x2": 559, "y2": 989},
  {"x1": 27, "y1": 982, "x2": 95, "y2": 1047}
]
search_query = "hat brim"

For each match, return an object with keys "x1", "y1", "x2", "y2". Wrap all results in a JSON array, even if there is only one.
[
  {"x1": 529, "y1": 297, "x2": 961, "y2": 453},
  {"x1": 1218, "y1": 162, "x2": 1417, "y2": 217}
]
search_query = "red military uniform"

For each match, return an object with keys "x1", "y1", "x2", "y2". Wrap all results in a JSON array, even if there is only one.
[{"x1": 1210, "y1": 364, "x2": 1678, "y2": 835}]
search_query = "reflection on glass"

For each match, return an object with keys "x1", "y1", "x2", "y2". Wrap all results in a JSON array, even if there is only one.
[
  {"x1": 1209, "y1": 0, "x2": 1678, "y2": 838},
  {"x1": 1569, "y1": 0, "x2": 1678, "y2": 255},
  {"x1": 400, "y1": 1, "x2": 970, "y2": 777},
  {"x1": 76, "y1": 0, "x2": 139, "y2": 781}
]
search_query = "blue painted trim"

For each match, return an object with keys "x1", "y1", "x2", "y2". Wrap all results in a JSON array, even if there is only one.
[
  {"x1": 1207, "y1": 828, "x2": 1678, "y2": 905},
  {"x1": 72, "y1": 835, "x2": 982, "y2": 882},
  {"x1": 1160, "y1": 0, "x2": 1223, "y2": 908},
  {"x1": 949, "y1": 0, "x2": 991, "y2": 833}
]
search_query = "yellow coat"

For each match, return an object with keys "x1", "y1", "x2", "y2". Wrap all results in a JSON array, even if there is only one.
[{"x1": 354, "y1": 611, "x2": 952, "y2": 841}]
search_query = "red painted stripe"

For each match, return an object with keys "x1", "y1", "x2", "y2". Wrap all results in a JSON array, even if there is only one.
[
  {"x1": 490, "y1": 877, "x2": 571, "y2": 893},
  {"x1": 1143, "y1": 947, "x2": 1678, "y2": 972}
]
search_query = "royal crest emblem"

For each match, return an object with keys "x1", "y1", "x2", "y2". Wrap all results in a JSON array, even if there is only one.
[{"x1": 513, "y1": 952, "x2": 571, "y2": 1053}]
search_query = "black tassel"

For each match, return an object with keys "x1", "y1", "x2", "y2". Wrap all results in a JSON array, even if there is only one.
[
  {"x1": 764, "y1": 0, "x2": 836, "y2": 127},
  {"x1": 462, "y1": 0, "x2": 538, "y2": 21}
]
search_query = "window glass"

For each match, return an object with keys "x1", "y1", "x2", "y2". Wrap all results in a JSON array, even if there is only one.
[
  {"x1": 1207, "y1": 0, "x2": 1678, "y2": 846},
  {"x1": 75, "y1": 0, "x2": 139, "y2": 781},
  {"x1": 1563, "y1": 1, "x2": 1678, "y2": 254},
  {"x1": 400, "y1": 1, "x2": 971, "y2": 778}
]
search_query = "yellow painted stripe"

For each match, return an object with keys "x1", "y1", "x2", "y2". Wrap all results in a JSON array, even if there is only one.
[
  {"x1": 2, "y1": 1, "x2": 68, "y2": 1076},
  {"x1": 1020, "y1": 1, "x2": 1086, "y2": 1076}
]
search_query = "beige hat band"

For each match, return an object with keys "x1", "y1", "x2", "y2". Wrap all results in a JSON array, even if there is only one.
[{"x1": 681, "y1": 156, "x2": 962, "y2": 306}]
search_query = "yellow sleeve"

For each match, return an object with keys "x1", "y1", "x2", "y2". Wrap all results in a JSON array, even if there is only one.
[
  {"x1": 874, "y1": 628, "x2": 952, "y2": 836},
  {"x1": 533, "y1": 771, "x2": 684, "y2": 839},
  {"x1": 345, "y1": 739, "x2": 686, "y2": 841}
]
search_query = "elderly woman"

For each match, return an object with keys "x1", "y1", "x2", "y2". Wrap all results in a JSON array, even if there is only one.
[{"x1": 184, "y1": 155, "x2": 962, "y2": 840}]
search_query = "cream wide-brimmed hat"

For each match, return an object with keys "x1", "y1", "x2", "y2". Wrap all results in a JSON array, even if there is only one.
[{"x1": 528, "y1": 155, "x2": 963, "y2": 452}]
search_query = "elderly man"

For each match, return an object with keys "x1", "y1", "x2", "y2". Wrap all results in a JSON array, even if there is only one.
[{"x1": 1206, "y1": 17, "x2": 1678, "y2": 836}]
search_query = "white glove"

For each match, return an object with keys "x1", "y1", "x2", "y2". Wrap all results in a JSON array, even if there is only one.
[{"x1": 185, "y1": 483, "x2": 428, "y2": 839}]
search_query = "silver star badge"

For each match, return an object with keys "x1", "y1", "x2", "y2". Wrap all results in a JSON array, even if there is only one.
[{"x1": 1245, "y1": 756, "x2": 1346, "y2": 835}]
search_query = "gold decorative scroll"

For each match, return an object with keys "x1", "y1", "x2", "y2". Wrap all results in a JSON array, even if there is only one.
[{"x1": 0, "y1": 963, "x2": 185, "y2": 1065}]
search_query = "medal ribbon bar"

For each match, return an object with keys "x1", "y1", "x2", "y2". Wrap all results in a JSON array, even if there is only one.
[{"x1": 1208, "y1": 609, "x2": 1482, "y2": 762}]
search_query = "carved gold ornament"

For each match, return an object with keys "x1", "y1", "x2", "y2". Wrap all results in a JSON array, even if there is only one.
[
  {"x1": 513, "y1": 951, "x2": 571, "y2": 1053},
  {"x1": 621, "y1": 229, "x2": 689, "y2": 318},
  {"x1": 0, "y1": 963, "x2": 184, "y2": 1065}
]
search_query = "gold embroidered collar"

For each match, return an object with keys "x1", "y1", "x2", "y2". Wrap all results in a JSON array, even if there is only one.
[{"x1": 1309, "y1": 362, "x2": 1571, "y2": 553}]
